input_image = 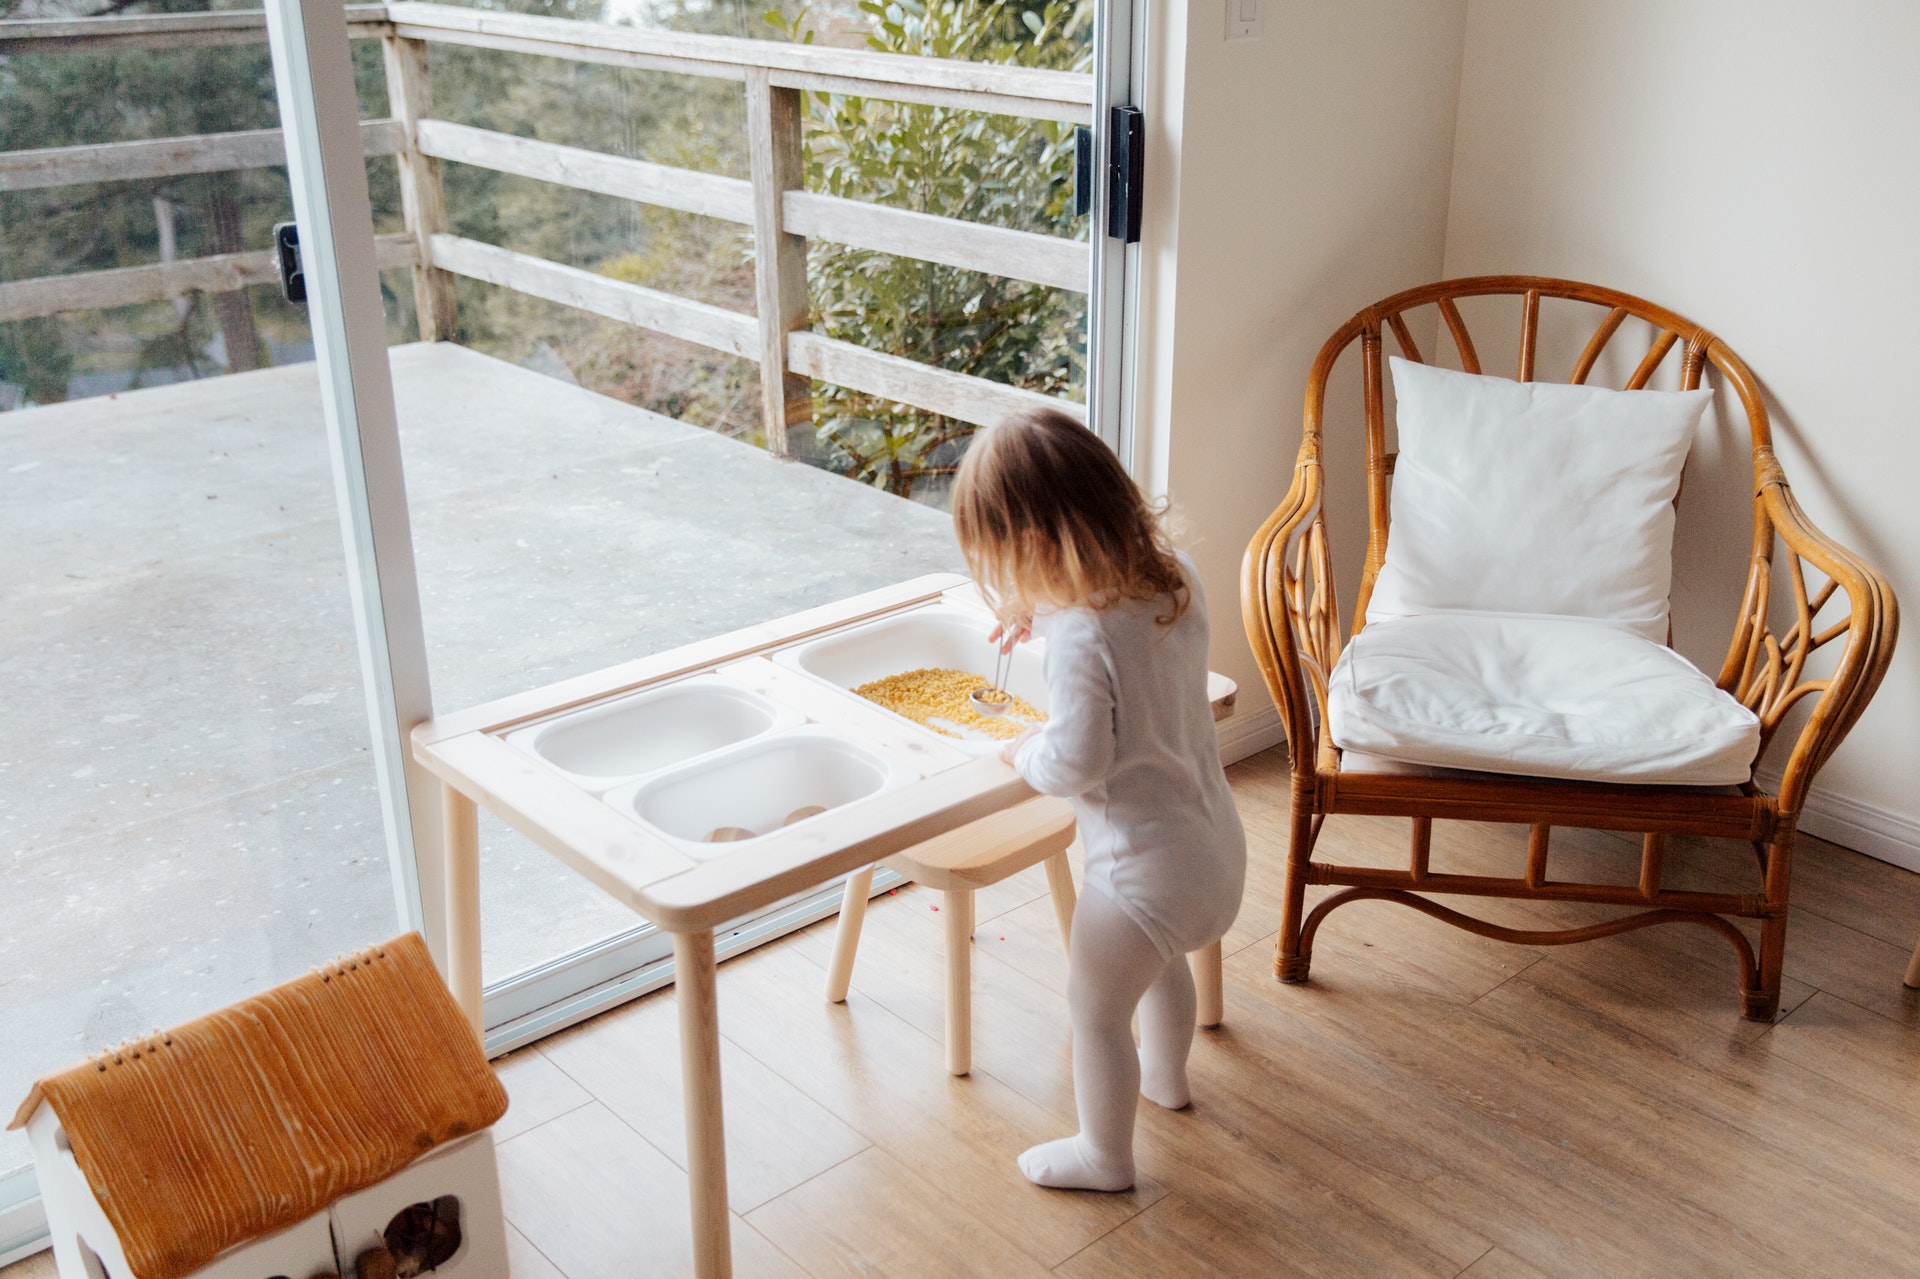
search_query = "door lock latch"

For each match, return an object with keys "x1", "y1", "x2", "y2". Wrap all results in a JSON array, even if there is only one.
[{"x1": 272, "y1": 221, "x2": 305, "y2": 305}]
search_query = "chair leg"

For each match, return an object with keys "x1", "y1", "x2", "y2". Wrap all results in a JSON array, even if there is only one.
[
  {"x1": 1274, "y1": 775, "x2": 1315, "y2": 983},
  {"x1": 1191, "y1": 939, "x2": 1224, "y2": 1028},
  {"x1": 1905, "y1": 935, "x2": 1920, "y2": 990},
  {"x1": 1745, "y1": 832, "x2": 1796, "y2": 1022},
  {"x1": 944, "y1": 888, "x2": 972, "y2": 1075},
  {"x1": 822, "y1": 865, "x2": 875, "y2": 1003},
  {"x1": 1043, "y1": 849, "x2": 1077, "y2": 955}
]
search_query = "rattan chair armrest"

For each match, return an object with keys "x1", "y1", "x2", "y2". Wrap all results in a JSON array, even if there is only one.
[
  {"x1": 1720, "y1": 458, "x2": 1899, "y2": 815},
  {"x1": 1242, "y1": 443, "x2": 1339, "y2": 772}
]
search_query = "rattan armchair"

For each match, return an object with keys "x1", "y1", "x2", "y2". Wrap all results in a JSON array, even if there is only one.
[{"x1": 1242, "y1": 276, "x2": 1898, "y2": 1020}]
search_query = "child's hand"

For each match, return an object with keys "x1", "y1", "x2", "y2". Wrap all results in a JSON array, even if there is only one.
[
  {"x1": 1000, "y1": 724, "x2": 1040, "y2": 765},
  {"x1": 988, "y1": 611, "x2": 1033, "y2": 653}
]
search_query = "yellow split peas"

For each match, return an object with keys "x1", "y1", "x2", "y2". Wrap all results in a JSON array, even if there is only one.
[{"x1": 853, "y1": 667, "x2": 1045, "y2": 740}]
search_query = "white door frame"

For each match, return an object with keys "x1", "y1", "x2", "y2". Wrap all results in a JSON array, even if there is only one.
[
  {"x1": 263, "y1": 0, "x2": 440, "y2": 954},
  {"x1": 1086, "y1": 0, "x2": 1148, "y2": 468}
]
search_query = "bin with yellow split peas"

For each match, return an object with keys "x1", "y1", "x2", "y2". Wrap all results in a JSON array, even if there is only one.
[{"x1": 772, "y1": 604, "x2": 1051, "y2": 753}]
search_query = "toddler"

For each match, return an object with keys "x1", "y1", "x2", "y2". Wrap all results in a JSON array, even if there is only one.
[{"x1": 952, "y1": 408, "x2": 1246, "y2": 1192}]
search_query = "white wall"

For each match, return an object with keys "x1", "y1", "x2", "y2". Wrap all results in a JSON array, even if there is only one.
[
  {"x1": 1138, "y1": 0, "x2": 1470, "y2": 758},
  {"x1": 1440, "y1": 0, "x2": 1920, "y2": 864},
  {"x1": 1150, "y1": 0, "x2": 1918, "y2": 865}
]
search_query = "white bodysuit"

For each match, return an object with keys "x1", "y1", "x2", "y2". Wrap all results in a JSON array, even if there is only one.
[{"x1": 1013, "y1": 555, "x2": 1246, "y2": 963}]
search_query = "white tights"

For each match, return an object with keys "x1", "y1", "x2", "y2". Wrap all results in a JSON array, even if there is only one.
[{"x1": 1018, "y1": 883, "x2": 1195, "y2": 1192}]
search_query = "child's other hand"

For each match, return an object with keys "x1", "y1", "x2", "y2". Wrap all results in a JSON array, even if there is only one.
[
  {"x1": 1000, "y1": 724, "x2": 1040, "y2": 765},
  {"x1": 988, "y1": 612, "x2": 1033, "y2": 653}
]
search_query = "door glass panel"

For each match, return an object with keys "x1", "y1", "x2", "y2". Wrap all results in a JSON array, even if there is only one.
[
  {"x1": 0, "y1": 36, "x2": 404, "y2": 1181},
  {"x1": 341, "y1": 0, "x2": 1094, "y2": 1002}
]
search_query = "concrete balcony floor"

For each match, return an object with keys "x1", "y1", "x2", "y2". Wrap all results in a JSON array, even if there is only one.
[{"x1": 0, "y1": 341, "x2": 962, "y2": 1173}]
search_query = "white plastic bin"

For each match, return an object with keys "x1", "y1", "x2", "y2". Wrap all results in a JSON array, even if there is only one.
[
  {"x1": 772, "y1": 605, "x2": 1048, "y2": 751},
  {"x1": 604, "y1": 727, "x2": 916, "y2": 859},
  {"x1": 507, "y1": 675, "x2": 800, "y2": 792}
]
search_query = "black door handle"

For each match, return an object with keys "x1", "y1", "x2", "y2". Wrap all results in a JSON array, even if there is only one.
[
  {"x1": 272, "y1": 221, "x2": 305, "y2": 305},
  {"x1": 1107, "y1": 106, "x2": 1144, "y2": 244}
]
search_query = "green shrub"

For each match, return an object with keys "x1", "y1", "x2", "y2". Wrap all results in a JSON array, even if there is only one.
[{"x1": 770, "y1": 0, "x2": 1092, "y2": 502}]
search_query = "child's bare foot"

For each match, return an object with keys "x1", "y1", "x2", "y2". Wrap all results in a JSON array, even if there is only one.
[
  {"x1": 1138, "y1": 1051, "x2": 1191, "y2": 1110},
  {"x1": 1017, "y1": 1136, "x2": 1134, "y2": 1191}
]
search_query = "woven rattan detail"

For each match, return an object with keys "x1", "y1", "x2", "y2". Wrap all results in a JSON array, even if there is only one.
[{"x1": 8, "y1": 932, "x2": 506, "y2": 1279}]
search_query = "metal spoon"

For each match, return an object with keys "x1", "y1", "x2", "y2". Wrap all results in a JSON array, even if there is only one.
[{"x1": 969, "y1": 637, "x2": 1015, "y2": 716}]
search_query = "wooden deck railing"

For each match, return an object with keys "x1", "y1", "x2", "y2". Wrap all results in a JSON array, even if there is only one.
[{"x1": 0, "y1": 3, "x2": 1091, "y2": 446}]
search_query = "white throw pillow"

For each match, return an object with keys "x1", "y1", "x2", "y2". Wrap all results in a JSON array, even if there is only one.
[{"x1": 1368, "y1": 357, "x2": 1711, "y2": 640}]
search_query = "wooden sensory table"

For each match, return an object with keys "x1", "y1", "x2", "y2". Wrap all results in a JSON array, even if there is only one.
[{"x1": 411, "y1": 573, "x2": 1236, "y2": 1279}]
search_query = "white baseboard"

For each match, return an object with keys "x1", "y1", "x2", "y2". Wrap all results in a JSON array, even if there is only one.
[
  {"x1": 1217, "y1": 698, "x2": 1288, "y2": 766},
  {"x1": 1755, "y1": 769, "x2": 1920, "y2": 873}
]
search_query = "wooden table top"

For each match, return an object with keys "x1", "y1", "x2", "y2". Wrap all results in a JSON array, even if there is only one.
[{"x1": 412, "y1": 574, "x2": 1236, "y2": 933}]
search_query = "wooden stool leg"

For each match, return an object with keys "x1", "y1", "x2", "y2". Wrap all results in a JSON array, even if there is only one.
[
  {"x1": 944, "y1": 888, "x2": 972, "y2": 1076},
  {"x1": 443, "y1": 785, "x2": 484, "y2": 1046},
  {"x1": 1905, "y1": 935, "x2": 1920, "y2": 990},
  {"x1": 674, "y1": 929, "x2": 732, "y2": 1279},
  {"x1": 1043, "y1": 849, "x2": 1077, "y2": 955},
  {"x1": 1191, "y1": 939, "x2": 1224, "y2": 1028},
  {"x1": 823, "y1": 865, "x2": 875, "y2": 1003}
]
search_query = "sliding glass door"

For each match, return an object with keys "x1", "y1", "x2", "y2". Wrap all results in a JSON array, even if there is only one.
[{"x1": 1, "y1": 0, "x2": 1144, "y2": 1253}]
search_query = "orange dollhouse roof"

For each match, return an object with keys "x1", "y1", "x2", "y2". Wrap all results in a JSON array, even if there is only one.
[{"x1": 9, "y1": 932, "x2": 507, "y2": 1279}]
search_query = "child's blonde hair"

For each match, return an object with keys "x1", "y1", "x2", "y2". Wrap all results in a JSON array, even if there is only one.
[{"x1": 952, "y1": 408, "x2": 1188, "y2": 623}]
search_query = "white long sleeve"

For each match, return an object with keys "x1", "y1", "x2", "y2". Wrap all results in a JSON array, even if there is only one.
[
  {"x1": 1010, "y1": 555, "x2": 1245, "y2": 961},
  {"x1": 1014, "y1": 611, "x2": 1116, "y2": 797}
]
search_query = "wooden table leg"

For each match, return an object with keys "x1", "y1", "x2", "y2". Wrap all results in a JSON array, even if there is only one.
[
  {"x1": 1904, "y1": 935, "x2": 1920, "y2": 990},
  {"x1": 944, "y1": 888, "x2": 972, "y2": 1076},
  {"x1": 1043, "y1": 849, "x2": 1076, "y2": 955},
  {"x1": 1191, "y1": 939, "x2": 1224, "y2": 1028},
  {"x1": 443, "y1": 785, "x2": 484, "y2": 1045},
  {"x1": 823, "y1": 865, "x2": 874, "y2": 1003},
  {"x1": 674, "y1": 929, "x2": 732, "y2": 1279}
]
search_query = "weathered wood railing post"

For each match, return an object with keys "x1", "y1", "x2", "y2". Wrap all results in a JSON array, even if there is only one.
[
  {"x1": 745, "y1": 68, "x2": 811, "y2": 459},
  {"x1": 381, "y1": 34, "x2": 459, "y2": 342}
]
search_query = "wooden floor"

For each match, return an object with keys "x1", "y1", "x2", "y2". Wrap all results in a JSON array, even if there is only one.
[{"x1": 9, "y1": 746, "x2": 1919, "y2": 1278}]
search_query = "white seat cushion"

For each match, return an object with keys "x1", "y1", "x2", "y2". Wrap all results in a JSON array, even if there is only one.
[
  {"x1": 1327, "y1": 614, "x2": 1761, "y2": 785},
  {"x1": 1370, "y1": 357, "x2": 1712, "y2": 641}
]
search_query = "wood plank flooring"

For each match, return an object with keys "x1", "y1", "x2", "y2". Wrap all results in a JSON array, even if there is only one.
[{"x1": 7, "y1": 746, "x2": 1918, "y2": 1278}]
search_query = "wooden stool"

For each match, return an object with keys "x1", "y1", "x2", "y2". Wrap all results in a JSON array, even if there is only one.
[{"x1": 824, "y1": 797, "x2": 1227, "y2": 1075}]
